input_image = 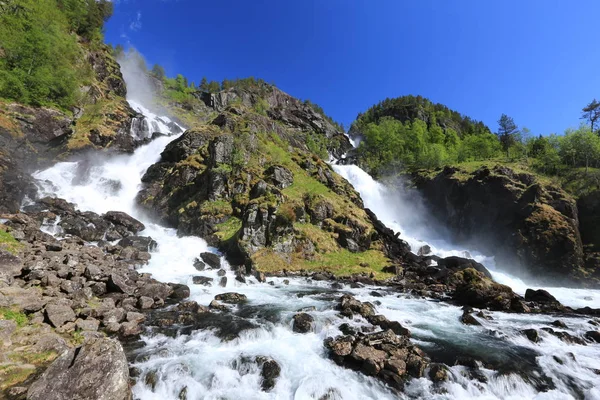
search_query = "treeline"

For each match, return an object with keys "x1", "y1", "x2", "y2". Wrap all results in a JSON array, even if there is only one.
[
  {"x1": 354, "y1": 95, "x2": 600, "y2": 178},
  {"x1": 354, "y1": 95, "x2": 500, "y2": 175},
  {"x1": 0, "y1": 0, "x2": 113, "y2": 109}
]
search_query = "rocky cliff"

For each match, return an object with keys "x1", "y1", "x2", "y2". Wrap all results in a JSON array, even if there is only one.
[
  {"x1": 413, "y1": 165, "x2": 600, "y2": 287},
  {"x1": 136, "y1": 90, "x2": 403, "y2": 278}
]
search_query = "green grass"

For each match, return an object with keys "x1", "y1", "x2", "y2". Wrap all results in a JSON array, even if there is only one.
[
  {"x1": 0, "y1": 307, "x2": 28, "y2": 327},
  {"x1": 200, "y1": 200, "x2": 233, "y2": 216},
  {"x1": 252, "y1": 247, "x2": 393, "y2": 279},
  {"x1": 215, "y1": 217, "x2": 242, "y2": 241},
  {"x1": 0, "y1": 228, "x2": 22, "y2": 254}
]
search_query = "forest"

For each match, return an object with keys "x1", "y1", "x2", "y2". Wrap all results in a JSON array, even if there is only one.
[{"x1": 353, "y1": 95, "x2": 600, "y2": 191}]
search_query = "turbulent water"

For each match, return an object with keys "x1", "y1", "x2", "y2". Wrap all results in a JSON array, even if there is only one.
[{"x1": 31, "y1": 99, "x2": 600, "y2": 399}]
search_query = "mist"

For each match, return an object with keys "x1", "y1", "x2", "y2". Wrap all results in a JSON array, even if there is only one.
[{"x1": 117, "y1": 49, "x2": 160, "y2": 111}]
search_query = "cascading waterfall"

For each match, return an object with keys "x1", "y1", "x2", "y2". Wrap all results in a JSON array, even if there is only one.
[
  {"x1": 332, "y1": 164, "x2": 600, "y2": 310},
  {"x1": 31, "y1": 96, "x2": 600, "y2": 399}
]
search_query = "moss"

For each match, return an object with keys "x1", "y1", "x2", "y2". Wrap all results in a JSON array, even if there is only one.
[
  {"x1": 0, "y1": 307, "x2": 28, "y2": 327},
  {"x1": 252, "y1": 248, "x2": 392, "y2": 279},
  {"x1": 215, "y1": 217, "x2": 242, "y2": 241},
  {"x1": 0, "y1": 364, "x2": 36, "y2": 390},
  {"x1": 200, "y1": 200, "x2": 233, "y2": 217},
  {"x1": 0, "y1": 227, "x2": 22, "y2": 255}
]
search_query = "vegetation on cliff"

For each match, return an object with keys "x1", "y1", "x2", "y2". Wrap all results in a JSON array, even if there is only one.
[{"x1": 0, "y1": 0, "x2": 113, "y2": 110}]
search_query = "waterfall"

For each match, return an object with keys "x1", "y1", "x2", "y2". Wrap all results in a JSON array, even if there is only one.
[{"x1": 29, "y1": 97, "x2": 600, "y2": 399}]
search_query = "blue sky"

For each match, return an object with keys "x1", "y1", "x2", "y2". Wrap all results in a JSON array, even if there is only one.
[{"x1": 106, "y1": 0, "x2": 600, "y2": 135}]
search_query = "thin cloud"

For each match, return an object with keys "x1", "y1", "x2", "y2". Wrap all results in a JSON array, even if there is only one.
[{"x1": 129, "y1": 11, "x2": 142, "y2": 31}]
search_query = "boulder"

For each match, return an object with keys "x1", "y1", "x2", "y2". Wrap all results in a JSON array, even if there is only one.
[
  {"x1": 27, "y1": 337, "x2": 131, "y2": 400},
  {"x1": 522, "y1": 329, "x2": 540, "y2": 343},
  {"x1": 585, "y1": 330, "x2": 600, "y2": 343},
  {"x1": 292, "y1": 312, "x2": 314, "y2": 333},
  {"x1": 0, "y1": 250, "x2": 23, "y2": 284},
  {"x1": 117, "y1": 236, "x2": 157, "y2": 252},
  {"x1": 214, "y1": 292, "x2": 247, "y2": 304},
  {"x1": 257, "y1": 356, "x2": 281, "y2": 391},
  {"x1": 200, "y1": 252, "x2": 221, "y2": 269},
  {"x1": 525, "y1": 289, "x2": 559, "y2": 303},
  {"x1": 45, "y1": 304, "x2": 76, "y2": 328},
  {"x1": 192, "y1": 276, "x2": 214, "y2": 286},
  {"x1": 103, "y1": 211, "x2": 145, "y2": 235}
]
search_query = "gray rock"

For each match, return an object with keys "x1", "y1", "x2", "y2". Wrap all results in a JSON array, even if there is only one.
[
  {"x1": 293, "y1": 313, "x2": 314, "y2": 333},
  {"x1": 200, "y1": 252, "x2": 221, "y2": 269},
  {"x1": 265, "y1": 165, "x2": 293, "y2": 189},
  {"x1": 75, "y1": 318, "x2": 100, "y2": 331},
  {"x1": 0, "y1": 250, "x2": 23, "y2": 284},
  {"x1": 27, "y1": 337, "x2": 131, "y2": 400},
  {"x1": 169, "y1": 283, "x2": 190, "y2": 299},
  {"x1": 193, "y1": 258, "x2": 206, "y2": 271},
  {"x1": 120, "y1": 321, "x2": 142, "y2": 337},
  {"x1": 103, "y1": 211, "x2": 145, "y2": 235},
  {"x1": 117, "y1": 236, "x2": 157, "y2": 252},
  {"x1": 214, "y1": 292, "x2": 247, "y2": 304},
  {"x1": 219, "y1": 276, "x2": 227, "y2": 287},
  {"x1": 126, "y1": 312, "x2": 145, "y2": 324},
  {"x1": 45, "y1": 304, "x2": 76, "y2": 328},
  {"x1": 137, "y1": 296, "x2": 154, "y2": 309},
  {"x1": 192, "y1": 276, "x2": 214, "y2": 286},
  {"x1": 108, "y1": 272, "x2": 137, "y2": 295}
]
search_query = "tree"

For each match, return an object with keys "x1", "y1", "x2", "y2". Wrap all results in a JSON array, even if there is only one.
[
  {"x1": 497, "y1": 114, "x2": 519, "y2": 157},
  {"x1": 150, "y1": 64, "x2": 165, "y2": 80},
  {"x1": 199, "y1": 77, "x2": 208, "y2": 91},
  {"x1": 581, "y1": 99, "x2": 600, "y2": 134}
]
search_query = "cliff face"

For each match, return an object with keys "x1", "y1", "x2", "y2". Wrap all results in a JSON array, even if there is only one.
[
  {"x1": 137, "y1": 93, "x2": 402, "y2": 277},
  {"x1": 413, "y1": 165, "x2": 598, "y2": 287}
]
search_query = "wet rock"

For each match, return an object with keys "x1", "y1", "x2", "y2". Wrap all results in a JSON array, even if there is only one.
[
  {"x1": 541, "y1": 328, "x2": 586, "y2": 345},
  {"x1": 209, "y1": 300, "x2": 229, "y2": 311},
  {"x1": 193, "y1": 258, "x2": 206, "y2": 271},
  {"x1": 169, "y1": 283, "x2": 190, "y2": 300},
  {"x1": 292, "y1": 312, "x2": 314, "y2": 333},
  {"x1": 217, "y1": 269, "x2": 227, "y2": 277},
  {"x1": 200, "y1": 252, "x2": 221, "y2": 269},
  {"x1": 325, "y1": 329, "x2": 427, "y2": 388},
  {"x1": 117, "y1": 235, "x2": 157, "y2": 252},
  {"x1": 525, "y1": 288, "x2": 558, "y2": 303},
  {"x1": 460, "y1": 310, "x2": 481, "y2": 326},
  {"x1": 338, "y1": 294, "x2": 376, "y2": 319},
  {"x1": 219, "y1": 277, "x2": 227, "y2": 287},
  {"x1": 215, "y1": 292, "x2": 247, "y2": 304},
  {"x1": 417, "y1": 245, "x2": 432, "y2": 256},
  {"x1": 45, "y1": 304, "x2": 76, "y2": 328},
  {"x1": 585, "y1": 330, "x2": 600, "y2": 343},
  {"x1": 144, "y1": 370, "x2": 158, "y2": 390},
  {"x1": 522, "y1": 328, "x2": 540, "y2": 343},
  {"x1": 367, "y1": 314, "x2": 410, "y2": 336},
  {"x1": 551, "y1": 320, "x2": 568, "y2": 329},
  {"x1": 257, "y1": 356, "x2": 281, "y2": 391},
  {"x1": 103, "y1": 211, "x2": 145, "y2": 235},
  {"x1": 428, "y1": 363, "x2": 449, "y2": 382},
  {"x1": 192, "y1": 276, "x2": 214, "y2": 286},
  {"x1": 27, "y1": 337, "x2": 131, "y2": 400}
]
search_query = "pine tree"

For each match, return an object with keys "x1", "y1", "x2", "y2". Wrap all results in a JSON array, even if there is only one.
[
  {"x1": 497, "y1": 114, "x2": 519, "y2": 157},
  {"x1": 582, "y1": 99, "x2": 600, "y2": 134}
]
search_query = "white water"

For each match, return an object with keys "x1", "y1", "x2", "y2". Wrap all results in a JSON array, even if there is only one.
[
  {"x1": 31, "y1": 97, "x2": 600, "y2": 399},
  {"x1": 332, "y1": 164, "x2": 600, "y2": 310}
]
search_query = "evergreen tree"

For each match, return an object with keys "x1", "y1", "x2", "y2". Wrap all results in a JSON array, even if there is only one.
[
  {"x1": 581, "y1": 99, "x2": 600, "y2": 134},
  {"x1": 199, "y1": 77, "x2": 208, "y2": 91},
  {"x1": 497, "y1": 114, "x2": 519, "y2": 157}
]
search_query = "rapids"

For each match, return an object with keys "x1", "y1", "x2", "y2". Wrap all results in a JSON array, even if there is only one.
[{"x1": 31, "y1": 99, "x2": 600, "y2": 399}]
